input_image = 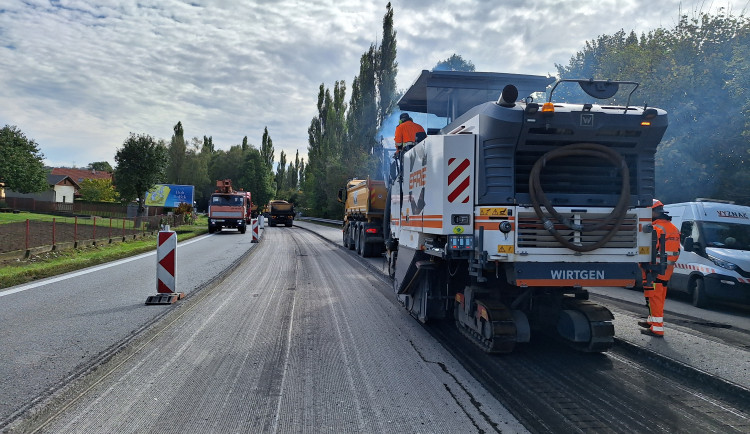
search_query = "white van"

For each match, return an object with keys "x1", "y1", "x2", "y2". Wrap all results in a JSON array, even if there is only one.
[{"x1": 663, "y1": 199, "x2": 750, "y2": 308}]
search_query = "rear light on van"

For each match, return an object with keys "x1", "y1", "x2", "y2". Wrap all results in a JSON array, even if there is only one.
[{"x1": 366, "y1": 228, "x2": 378, "y2": 234}]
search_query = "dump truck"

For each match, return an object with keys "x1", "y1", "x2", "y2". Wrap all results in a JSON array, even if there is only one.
[
  {"x1": 208, "y1": 179, "x2": 251, "y2": 234},
  {"x1": 385, "y1": 70, "x2": 669, "y2": 353},
  {"x1": 268, "y1": 200, "x2": 294, "y2": 227},
  {"x1": 337, "y1": 177, "x2": 387, "y2": 257}
]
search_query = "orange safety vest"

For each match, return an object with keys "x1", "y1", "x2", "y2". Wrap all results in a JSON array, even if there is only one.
[
  {"x1": 653, "y1": 218, "x2": 680, "y2": 281},
  {"x1": 394, "y1": 120, "x2": 425, "y2": 148}
]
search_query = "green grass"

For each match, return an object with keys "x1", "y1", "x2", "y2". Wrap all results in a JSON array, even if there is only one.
[
  {"x1": 0, "y1": 211, "x2": 141, "y2": 230},
  {"x1": 0, "y1": 211, "x2": 57, "y2": 224},
  {"x1": 0, "y1": 215, "x2": 209, "y2": 289}
]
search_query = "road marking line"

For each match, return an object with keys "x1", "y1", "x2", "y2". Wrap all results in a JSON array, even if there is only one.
[{"x1": 0, "y1": 236, "x2": 208, "y2": 297}]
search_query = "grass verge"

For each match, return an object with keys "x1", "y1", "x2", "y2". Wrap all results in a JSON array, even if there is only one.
[{"x1": 0, "y1": 216, "x2": 208, "y2": 289}]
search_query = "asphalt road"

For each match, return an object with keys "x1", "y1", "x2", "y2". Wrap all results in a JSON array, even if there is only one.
[
  {"x1": 3, "y1": 220, "x2": 749, "y2": 433},
  {"x1": 296, "y1": 220, "x2": 750, "y2": 433},
  {"x1": 0, "y1": 228, "x2": 257, "y2": 430},
  {"x1": 20, "y1": 226, "x2": 524, "y2": 433}
]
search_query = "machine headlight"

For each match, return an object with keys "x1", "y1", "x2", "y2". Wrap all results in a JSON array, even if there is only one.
[{"x1": 707, "y1": 254, "x2": 737, "y2": 270}]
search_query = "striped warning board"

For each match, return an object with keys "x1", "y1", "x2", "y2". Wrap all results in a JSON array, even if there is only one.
[
  {"x1": 157, "y1": 231, "x2": 176, "y2": 293},
  {"x1": 252, "y1": 218, "x2": 259, "y2": 243},
  {"x1": 145, "y1": 230, "x2": 184, "y2": 305},
  {"x1": 448, "y1": 158, "x2": 471, "y2": 204}
]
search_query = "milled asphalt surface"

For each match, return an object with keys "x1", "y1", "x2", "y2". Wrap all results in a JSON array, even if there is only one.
[
  {"x1": 24, "y1": 224, "x2": 527, "y2": 433},
  {"x1": 294, "y1": 219, "x2": 750, "y2": 391},
  {"x1": 3, "y1": 218, "x2": 747, "y2": 432}
]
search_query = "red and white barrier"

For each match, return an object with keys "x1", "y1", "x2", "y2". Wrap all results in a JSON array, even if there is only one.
[
  {"x1": 251, "y1": 218, "x2": 259, "y2": 243},
  {"x1": 145, "y1": 229, "x2": 185, "y2": 305}
]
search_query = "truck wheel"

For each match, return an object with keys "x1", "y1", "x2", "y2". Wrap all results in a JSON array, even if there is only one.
[
  {"x1": 692, "y1": 278, "x2": 710, "y2": 308},
  {"x1": 354, "y1": 225, "x2": 361, "y2": 253},
  {"x1": 343, "y1": 226, "x2": 353, "y2": 249},
  {"x1": 388, "y1": 251, "x2": 397, "y2": 279},
  {"x1": 348, "y1": 226, "x2": 355, "y2": 250},
  {"x1": 359, "y1": 229, "x2": 371, "y2": 257},
  {"x1": 240, "y1": 225, "x2": 246, "y2": 234}
]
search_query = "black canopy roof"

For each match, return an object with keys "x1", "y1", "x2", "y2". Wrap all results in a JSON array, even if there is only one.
[{"x1": 397, "y1": 70, "x2": 555, "y2": 120}]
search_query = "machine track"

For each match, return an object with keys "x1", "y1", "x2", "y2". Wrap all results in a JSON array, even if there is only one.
[
  {"x1": 455, "y1": 300, "x2": 517, "y2": 354},
  {"x1": 561, "y1": 298, "x2": 615, "y2": 352}
]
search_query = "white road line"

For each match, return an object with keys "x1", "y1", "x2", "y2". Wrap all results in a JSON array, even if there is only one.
[{"x1": 0, "y1": 235, "x2": 209, "y2": 297}]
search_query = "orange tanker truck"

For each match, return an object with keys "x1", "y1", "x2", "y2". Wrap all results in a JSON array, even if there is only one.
[{"x1": 337, "y1": 177, "x2": 387, "y2": 257}]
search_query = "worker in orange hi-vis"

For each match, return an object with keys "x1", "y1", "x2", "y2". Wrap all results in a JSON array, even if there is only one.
[
  {"x1": 639, "y1": 199, "x2": 681, "y2": 337},
  {"x1": 394, "y1": 113, "x2": 425, "y2": 156}
]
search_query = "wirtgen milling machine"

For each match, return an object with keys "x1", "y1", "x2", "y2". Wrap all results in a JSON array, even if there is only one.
[{"x1": 385, "y1": 70, "x2": 668, "y2": 353}]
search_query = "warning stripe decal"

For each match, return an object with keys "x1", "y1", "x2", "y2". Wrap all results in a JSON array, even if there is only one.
[
  {"x1": 674, "y1": 262, "x2": 750, "y2": 283},
  {"x1": 448, "y1": 159, "x2": 470, "y2": 184},
  {"x1": 447, "y1": 158, "x2": 471, "y2": 204},
  {"x1": 448, "y1": 176, "x2": 470, "y2": 203}
]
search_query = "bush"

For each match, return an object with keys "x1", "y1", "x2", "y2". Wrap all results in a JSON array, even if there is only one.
[{"x1": 174, "y1": 203, "x2": 194, "y2": 224}]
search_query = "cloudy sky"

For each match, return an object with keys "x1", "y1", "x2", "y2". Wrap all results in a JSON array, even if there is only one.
[{"x1": 1, "y1": 0, "x2": 748, "y2": 169}]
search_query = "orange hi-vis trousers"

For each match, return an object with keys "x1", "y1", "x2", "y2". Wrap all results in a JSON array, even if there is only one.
[{"x1": 644, "y1": 282, "x2": 666, "y2": 335}]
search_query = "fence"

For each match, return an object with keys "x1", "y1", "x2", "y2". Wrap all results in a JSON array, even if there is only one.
[
  {"x1": 1, "y1": 198, "x2": 165, "y2": 218},
  {"x1": 0, "y1": 213, "x2": 190, "y2": 260}
]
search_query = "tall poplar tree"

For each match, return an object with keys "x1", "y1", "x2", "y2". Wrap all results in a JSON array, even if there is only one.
[
  {"x1": 347, "y1": 46, "x2": 378, "y2": 174},
  {"x1": 167, "y1": 121, "x2": 187, "y2": 184},
  {"x1": 275, "y1": 150, "x2": 287, "y2": 194},
  {"x1": 260, "y1": 127, "x2": 274, "y2": 172},
  {"x1": 377, "y1": 2, "x2": 398, "y2": 128},
  {"x1": 303, "y1": 4, "x2": 399, "y2": 216}
]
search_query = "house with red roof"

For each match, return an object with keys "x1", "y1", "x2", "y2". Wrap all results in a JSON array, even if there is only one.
[{"x1": 51, "y1": 167, "x2": 113, "y2": 184}]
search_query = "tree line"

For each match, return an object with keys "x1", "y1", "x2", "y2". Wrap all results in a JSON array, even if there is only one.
[{"x1": 556, "y1": 9, "x2": 750, "y2": 205}]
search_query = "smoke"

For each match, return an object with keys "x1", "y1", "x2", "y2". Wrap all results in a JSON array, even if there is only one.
[
  {"x1": 377, "y1": 112, "x2": 401, "y2": 148},
  {"x1": 376, "y1": 111, "x2": 447, "y2": 146}
]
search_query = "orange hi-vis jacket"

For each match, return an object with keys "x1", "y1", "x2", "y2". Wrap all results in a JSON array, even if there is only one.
[
  {"x1": 653, "y1": 218, "x2": 680, "y2": 281},
  {"x1": 394, "y1": 120, "x2": 425, "y2": 149}
]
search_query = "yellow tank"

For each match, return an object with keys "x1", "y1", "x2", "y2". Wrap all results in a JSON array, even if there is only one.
[
  {"x1": 343, "y1": 178, "x2": 387, "y2": 218},
  {"x1": 338, "y1": 177, "x2": 388, "y2": 257}
]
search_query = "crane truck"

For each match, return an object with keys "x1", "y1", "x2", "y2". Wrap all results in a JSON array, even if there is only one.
[
  {"x1": 338, "y1": 177, "x2": 387, "y2": 257},
  {"x1": 208, "y1": 179, "x2": 251, "y2": 234},
  {"x1": 385, "y1": 70, "x2": 668, "y2": 353}
]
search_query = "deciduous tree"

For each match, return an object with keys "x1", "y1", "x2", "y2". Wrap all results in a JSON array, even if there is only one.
[
  {"x1": 0, "y1": 125, "x2": 48, "y2": 194},
  {"x1": 114, "y1": 133, "x2": 168, "y2": 217},
  {"x1": 87, "y1": 161, "x2": 113, "y2": 172},
  {"x1": 433, "y1": 53, "x2": 475, "y2": 72},
  {"x1": 556, "y1": 10, "x2": 750, "y2": 204},
  {"x1": 78, "y1": 178, "x2": 118, "y2": 202}
]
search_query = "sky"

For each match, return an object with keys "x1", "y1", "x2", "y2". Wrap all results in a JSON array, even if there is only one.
[{"x1": 1, "y1": 0, "x2": 748, "y2": 169}]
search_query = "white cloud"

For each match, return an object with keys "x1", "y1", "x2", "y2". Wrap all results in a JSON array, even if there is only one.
[{"x1": 0, "y1": 0, "x2": 747, "y2": 168}]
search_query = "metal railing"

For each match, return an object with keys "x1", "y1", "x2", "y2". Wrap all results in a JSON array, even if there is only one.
[{"x1": 296, "y1": 217, "x2": 343, "y2": 225}]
